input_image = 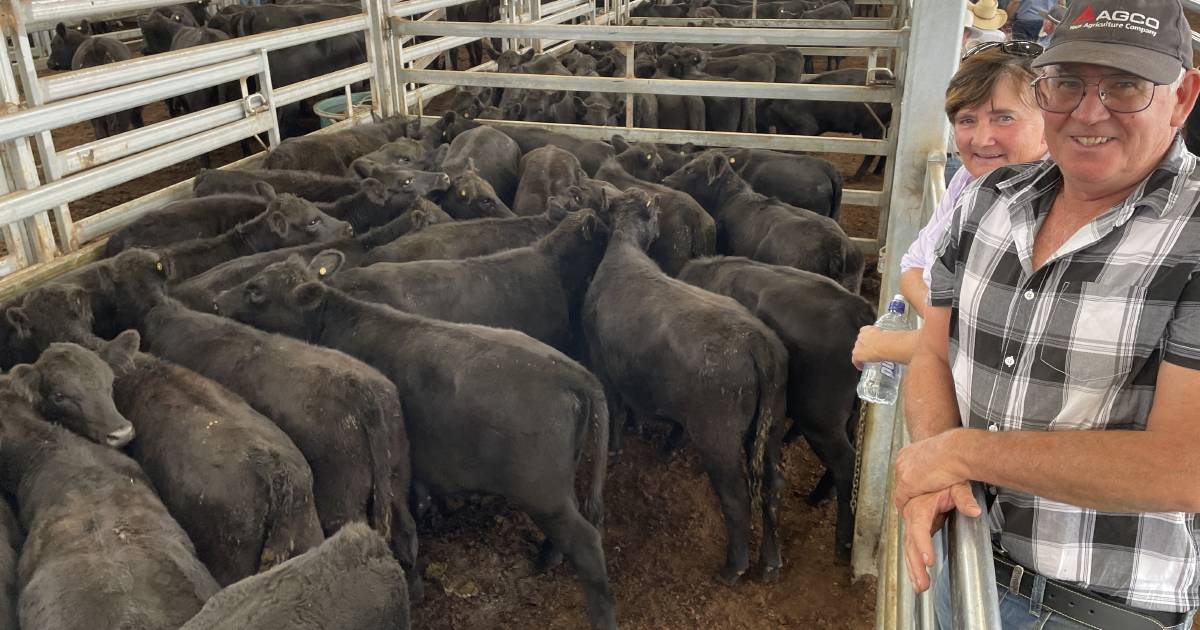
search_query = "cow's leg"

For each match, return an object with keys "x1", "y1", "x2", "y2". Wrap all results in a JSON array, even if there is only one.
[
  {"x1": 698, "y1": 443, "x2": 752, "y2": 585},
  {"x1": 852, "y1": 155, "x2": 872, "y2": 181},
  {"x1": 530, "y1": 504, "x2": 617, "y2": 630},
  {"x1": 601, "y1": 384, "x2": 627, "y2": 462},
  {"x1": 660, "y1": 420, "x2": 686, "y2": 456},
  {"x1": 759, "y1": 420, "x2": 787, "y2": 582},
  {"x1": 794, "y1": 418, "x2": 856, "y2": 560},
  {"x1": 873, "y1": 155, "x2": 887, "y2": 176},
  {"x1": 390, "y1": 477, "x2": 422, "y2": 605},
  {"x1": 807, "y1": 469, "x2": 836, "y2": 505}
]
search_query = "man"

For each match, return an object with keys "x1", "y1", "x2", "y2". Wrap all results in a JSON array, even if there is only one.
[
  {"x1": 896, "y1": 0, "x2": 1200, "y2": 628},
  {"x1": 1005, "y1": 0, "x2": 1058, "y2": 40},
  {"x1": 1036, "y1": 3, "x2": 1065, "y2": 48}
]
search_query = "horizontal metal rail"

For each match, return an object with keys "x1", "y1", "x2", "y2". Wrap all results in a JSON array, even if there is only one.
[
  {"x1": 399, "y1": 69, "x2": 895, "y2": 102},
  {"x1": 400, "y1": 2, "x2": 592, "y2": 61},
  {"x1": 57, "y1": 98, "x2": 255, "y2": 176},
  {"x1": 948, "y1": 483, "x2": 1002, "y2": 630},
  {"x1": 273, "y1": 62, "x2": 372, "y2": 106},
  {"x1": 0, "y1": 115, "x2": 273, "y2": 228},
  {"x1": 392, "y1": 20, "x2": 907, "y2": 47},
  {"x1": 22, "y1": 0, "x2": 199, "y2": 30},
  {"x1": 0, "y1": 55, "x2": 263, "y2": 144},
  {"x1": 390, "y1": 0, "x2": 481, "y2": 19},
  {"x1": 844, "y1": 189, "x2": 883, "y2": 206},
  {"x1": 40, "y1": 15, "x2": 367, "y2": 102},
  {"x1": 628, "y1": 17, "x2": 892, "y2": 28}
]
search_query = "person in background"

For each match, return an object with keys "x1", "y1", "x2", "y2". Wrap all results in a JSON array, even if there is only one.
[
  {"x1": 1037, "y1": 3, "x2": 1065, "y2": 48},
  {"x1": 947, "y1": 0, "x2": 1012, "y2": 183},
  {"x1": 1006, "y1": 0, "x2": 1058, "y2": 41},
  {"x1": 852, "y1": 41, "x2": 1048, "y2": 369},
  {"x1": 900, "y1": 0, "x2": 1200, "y2": 627}
]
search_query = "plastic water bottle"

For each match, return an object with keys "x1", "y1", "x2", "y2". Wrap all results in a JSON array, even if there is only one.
[{"x1": 857, "y1": 294, "x2": 909, "y2": 405}]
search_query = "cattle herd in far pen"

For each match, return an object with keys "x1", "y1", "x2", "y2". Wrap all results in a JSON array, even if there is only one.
[{"x1": 4, "y1": 0, "x2": 884, "y2": 628}]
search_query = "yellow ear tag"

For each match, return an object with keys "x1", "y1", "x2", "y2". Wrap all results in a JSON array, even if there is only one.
[
  {"x1": 645, "y1": 154, "x2": 652, "y2": 161},
  {"x1": 318, "y1": 267, "x2": 328, "y2": 277},
  {"x1": 155, "y1": 261, "x2": 163, "y2": 272},
  {"x1": 729, "y1": 157, "x2": 736, "y2": 165},
  {"x1": 459, "y1": 190, "x2": 467, "y2": 197}
]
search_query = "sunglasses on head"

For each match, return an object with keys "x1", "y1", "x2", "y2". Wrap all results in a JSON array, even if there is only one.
[{"x1": 961, "y1": 40, "x2": 1044, "y2": 62}]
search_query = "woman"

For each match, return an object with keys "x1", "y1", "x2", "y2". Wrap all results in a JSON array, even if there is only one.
[{"x1": 852, "y1": 42, "x2": 1048, "y2": 368}]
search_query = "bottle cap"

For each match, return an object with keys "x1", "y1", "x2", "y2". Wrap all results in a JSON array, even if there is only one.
[{"x1": 887, "y1": 294, "x2": 906, "y2": 315}]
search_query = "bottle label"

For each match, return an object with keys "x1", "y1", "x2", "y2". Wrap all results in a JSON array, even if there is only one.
[{"x1": 881, "y1": 361, "x2": 897, "y2": 379}]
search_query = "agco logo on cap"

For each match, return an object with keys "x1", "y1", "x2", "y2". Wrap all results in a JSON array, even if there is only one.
[{"x1": 1069, "y1": 5, "x2": 1160, "y2": 36}]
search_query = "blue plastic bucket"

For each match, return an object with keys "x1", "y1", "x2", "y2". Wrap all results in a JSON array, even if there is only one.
[{"x1": 314, "y1": 92, "x2": 373, "y2": 128}]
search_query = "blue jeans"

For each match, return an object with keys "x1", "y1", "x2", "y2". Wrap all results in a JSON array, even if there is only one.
[
  {"x1": 1011, "y1": 19, "x2": 1043, "y2": 41},
  {"x1": 933, "y1": 563, "x2": 1197, "y2": 630}
]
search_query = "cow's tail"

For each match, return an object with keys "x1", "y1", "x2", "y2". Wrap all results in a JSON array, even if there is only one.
[
  {"x1": 747, "y1": 336, "x2": 785, "y2": 519},
  {"x1": 361, "y1": 386, "x2": 397, "y2": 543},
  {"x1": 828, "y1": 163, "x2": 844, "y2": 223},
  {"x1": 258, "y1": 448, "x2": 321, "y2": 571},
  {"x1": 581, "y1": 385, "x2": 610, "y2": 532}
]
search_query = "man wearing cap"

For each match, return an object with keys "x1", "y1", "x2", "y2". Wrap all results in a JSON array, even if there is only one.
[
  {"x1": 896, "y1": 0, "x2": 1200, "y2": 629},
  {"x1": 1037, "y1": 3, "x2": 1065, "y2": 48},
  {"x1": 1006, "y1": 0, "x2": 1061, "y2": 40}
]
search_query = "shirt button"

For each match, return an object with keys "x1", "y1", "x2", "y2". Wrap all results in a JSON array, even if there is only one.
[
  {"x1": 1004, "y1": 356, "x2": 1015, "y2": 367},
  {"x1": 988, "y1": 423, "x2": 999, "y2": 432},
  {"x1": 1024, "y1": 290, "x2": 1035, "y2": 301}
]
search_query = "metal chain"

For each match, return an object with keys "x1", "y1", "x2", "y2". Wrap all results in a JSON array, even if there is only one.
[{"x1": 850, "y1": 401, "x2": 870, "y2": 514}]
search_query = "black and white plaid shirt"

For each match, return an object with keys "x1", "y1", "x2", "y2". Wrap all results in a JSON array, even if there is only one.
[{"x1": 930, "y1": 136, "x2": 1200, "y2": 613}]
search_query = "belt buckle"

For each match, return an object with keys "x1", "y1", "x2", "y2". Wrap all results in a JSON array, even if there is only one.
[{"x1": 1008, "y1": 563, "x2": 1025, "y2": 595}]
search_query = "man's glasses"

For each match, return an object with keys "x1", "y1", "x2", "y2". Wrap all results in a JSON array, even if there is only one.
[
  {"x1": 1031, "y1": 75, "x2": 1159, "y2": 114},
  {"x1": 961, "y1": 40, "x2": 1044, "y2": 62}
]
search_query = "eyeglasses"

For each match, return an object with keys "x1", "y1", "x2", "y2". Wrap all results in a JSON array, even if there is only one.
[
  {"x1": 1031, "y1": 74, "x2": 1159, "y2": 114},
  {"x1": 960, "y1": 40, "x2": 1044, "y2": 62}
]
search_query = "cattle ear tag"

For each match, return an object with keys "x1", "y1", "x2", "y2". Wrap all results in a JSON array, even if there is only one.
[
  {"x1": 459, "y1": 190, "x2": 467, "y2": 197},
  {"x1": 729, "y1": 157, "x2": 736, "y2": 165},
  {"x1": 155, "y1": 261, "x2": 163, "y2": 273},
  {"x1": 318, "y1": 267, "x2": 328, "y2": 277}
]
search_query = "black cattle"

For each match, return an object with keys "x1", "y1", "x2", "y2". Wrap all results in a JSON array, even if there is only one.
[
  {"x1": 651, "y1": 55, "x2": 706, "y2": 131},
  {"x1": 513, "y1": 145, "x2": 586, "y2": 216},
  {"x1": 7, "y1": 341, "x2": 135, "y2": 447},
  {"x1": 106, "y1": 190, "x2": 277, "y2": 255},
  {"x1": 47, "y1": 22, "x2": 86, "y2": 71},
  {"x1": 491, "y1": 125, "x2": 616, "y2": 176},
  {"x1": 630, "y1": 2, "x2": 689, "y2": 17},
  {"x1": 582, "y1": 189, "x2": 788, "y2": 584},
  {"x1": 439, "y1": 125, "x2": 522, "y2": 204},
  {"x1": 8, "y1": 254, "x2": 326, "y2": 586},
  {"x1": 317, "y1": 165, "x2": 450, "y2": 231},
  {"x1": 723, "y1": 148, "x2": 843, "y2": 219},
  {"x1": 90, "y1": 269, "x2": 421, "y2": 599},
  {"x1": 195, "y1": 168, "x2": 363, "y2": 202},
  {"x1": 594, "y1": 141, "x2": 716, "y2": 276},
  {"x1": 349, "y1": 138, "x2": 428, "y2": 175},
  {"x1": 171, "y1": 207, "x2": 443, "y2": 310},
  {"x1": 213, "y1": 257, "x2": 617, "y2": 630},
  {"x1": 139, "y1": 5, "x2": 204, "y2": 55},
  {"x1": 361, "y1": 205, "x2": 566, "y2": 265},
  {"x1": 438, "y1": 163, "x2": 514, "y2": 219},
  {"x1": 762, "y1": 68, "x2": 892, "y2": 179},
  {"x1": 0, "y1": 495, "x2": 16, "y2": 630},
  {"x1": 0, "y1": 334, "x2": 221, "y2": 630},
  {"x1": 230, "y1": 2, "x2": 361, "y2": 35},
  {"x1": 69, "y1": 36, "x2": 144, "y2": 140},
  {"x1": 137, "y1": 13, "x2": 233, "y2": 118},
  {"x1": 678, "y1": 256, "x2": 873, "y2": 557},
  {"x1": 156, "y1": 194, "x2": 353, "y2": 280},
  {"x1": 662, "y1": 152, "x2": 864, "y2": 292},
  {"x1": 180, "y1": 523, "x2": 410, "y2": 630},
  {"x1": 263, "y1": 116, "x2": 413, "y2": 175},
  {"x1": 662, "y1": 47, "x2": 753, "y2": 133},
  {"x1": 331, "y1": 210, "x2": 607, "y2": 354}
]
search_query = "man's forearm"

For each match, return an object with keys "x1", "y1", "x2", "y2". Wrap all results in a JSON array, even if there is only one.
[
  {"x1": 904, "y1": 351, "x2": 960, "y2": 441},
  {"x1": 949, "y1": 428, "x2": 1200, "y2": 513}
]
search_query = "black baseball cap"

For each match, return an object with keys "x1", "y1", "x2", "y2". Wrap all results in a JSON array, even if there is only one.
[{"x1": 1031, "y1": 0, "x2": 1193, "y2": 84}]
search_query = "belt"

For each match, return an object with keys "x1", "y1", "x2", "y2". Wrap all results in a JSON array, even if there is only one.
[{"x1": 993, "y1": 553, "x2": 1187, "y2": 630}]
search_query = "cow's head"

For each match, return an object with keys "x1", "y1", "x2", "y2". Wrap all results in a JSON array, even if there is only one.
[
  {"x1": 238, "y1": 193, "x2": 353, "y2": 250},
  {"x1": 609, "y1": 188, "x2": 660, "y2": 251},
  {"x1": 213, "y1": 251, "x2": 344, "y2": 337},
  {"x1": 48, "y1": 23, "x2": 87, "y2": 71},
  {"x1": 441, "y1": 163, "x2": 514, "y2": 219}
]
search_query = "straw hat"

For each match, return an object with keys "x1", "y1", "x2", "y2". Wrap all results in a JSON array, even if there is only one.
[{"x1": 967, "y1": 0, "x2": 1008, "y2": 31}]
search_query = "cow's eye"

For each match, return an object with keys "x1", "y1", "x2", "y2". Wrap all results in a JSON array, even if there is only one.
[
  {"x1": 403, "y1": 178, "x2": 413, "y2": 187},
  {"x1": 481, "y1": 199, "x2": 493, "y2": 206},
  {"x1": 51, "y1": 392, "x2": 66, "y2": 404},
  {"x1": 172, "y1": 14, "x2": 180, "y2": 20},
  {"x1": 308, "y1": 218, "x2": 321, "y2": 227},
  {"x1": 573, "y1": 193, "x2": 582, "y2": 202}
]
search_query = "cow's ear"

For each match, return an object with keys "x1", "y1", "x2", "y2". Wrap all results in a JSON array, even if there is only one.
[
  {"x1": 580, "y1": 212, "x2": 600, "y2": 241},
  {"x1": 519, "y1": 48, "x2": 536, "y2": 64},
  {"x1": 429, "y1": 144, "x2": 449, "y2": 168},
  {"x1": 266, "y1": 211, "x2": 289, "y2": 238},
  {"x1": 293, "y1": 282, "x2": 326, "y2": 310},
  {"x1": 407, "y1": 208, "x2": 430, "y2": 232},
  {"x1": 361, "y1": 178, "x2": 385, "y2": 204},
  {"x1": 55, "y1": 22, "x2": 68, "y2": 38},
  {"x1": 352, "y1": 158, "x2": 375, "y2": 179},
  {"x1": 307, "y1": 250, "x2": 345, "y2": 280},
  {"x1": 6, "y1": 307, "x2": 32, "y2": 339},
  {"x1": 253, "y1": 180, "x2": 276, "y2": 200},
  {"x1": 573, "y1": 96, "x2": 586, "y2": 112},
  {"x1": 7, "y1": 364, "x2": 39, "y2": 403},
  {"x1": 611, "y1": 135, "x2": 629, "y2": 153},
  {"x1": 79, "y1": 19, "x2": 93, "y2": 35},
  {"x1": 100, "y1": 329, "x2": 140, "y2": 374},
  {"x1": 466, "y1": 157, "x2": 478, "y2": 173},
  {"x1": 442, "y1": 110, "x2": 457, "y2": 125}
]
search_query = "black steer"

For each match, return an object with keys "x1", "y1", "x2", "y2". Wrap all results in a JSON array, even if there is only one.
[
  {"x1": 361, "y1": 204, "x2": 566, "y2": 265},
  {"x1": 513, "y1": 145, "x2": 587, "y2": 216},
  {"x1": 0, "y1": 495, "x2": 16, "y2": 630}
]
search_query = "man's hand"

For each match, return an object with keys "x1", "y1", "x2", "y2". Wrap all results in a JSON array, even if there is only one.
[
  {"x1": 901, "y1": 483, "x2": 980, "y2": 592},
  {"x1": 894, "y1": 428, "x2": 975, "y2": 510},
  {"x1": 852, "y1": 324, "x2": 885, "y2": 369}
]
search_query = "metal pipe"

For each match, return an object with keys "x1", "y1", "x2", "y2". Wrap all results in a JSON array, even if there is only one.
[
  {"x1": 0, "y1": 56, "x2": 263, "y2": 144},
  {"x1": 391, "y1": 20, "x2": 905, "y2": 46},
  {"x1": 23, "y1": 0, "x2": 206, "y2": 30},
  {"x1": 56, "y1": 99, "x2": 252, "y2": 177},
  {"x1": 400, "y1": 3, "x2": 592, "y2": 60},
  {"x1": 0, "y1": 116, "x2": 273, "y2": 229},
  {"x1": 948, "y1": 483, "x2": 1002, "y2": 630},
  {"x1": 628, "y1": 17, "x2": 891, "y2": 28},
  {"x1": 273, "y1": 63, "x2": 373, "y2": 106},
  {"x1": 390, "y1": 0, "x2": 481, "y2": 18},
  {"x1": 0, "y1": 256, "x2": 16, "y2": 277},
  {"x1": 41, "y1": 15, "x2": 366, "y2": 102},
  {"x1": 396, "y1": 69, "x2": 895, "y2": 101}
]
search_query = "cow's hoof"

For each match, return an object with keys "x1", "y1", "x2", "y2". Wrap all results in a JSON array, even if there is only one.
[
  {"x1": 408, "y1": 575, "x2": 426, "y2": 606},
  {"x1": 761, "y1": 564, "x2": 781, "y2": 583},
  {"x1": 608, "y1": 450, "x2": 622, "y2": 465},
  {"x1": 715, "y1": 567, "x2": 743, "y2": 587},
  {"x1": 836, "y1": 541, "x2": 852, "y2": 562},
  {"x1": 535, "y1": 543, "x2": 564, "y2": 572}
]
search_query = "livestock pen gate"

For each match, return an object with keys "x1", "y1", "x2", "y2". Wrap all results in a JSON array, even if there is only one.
[{"x1": 0, "y1": 0, "x2": 993, "y2": 625}]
